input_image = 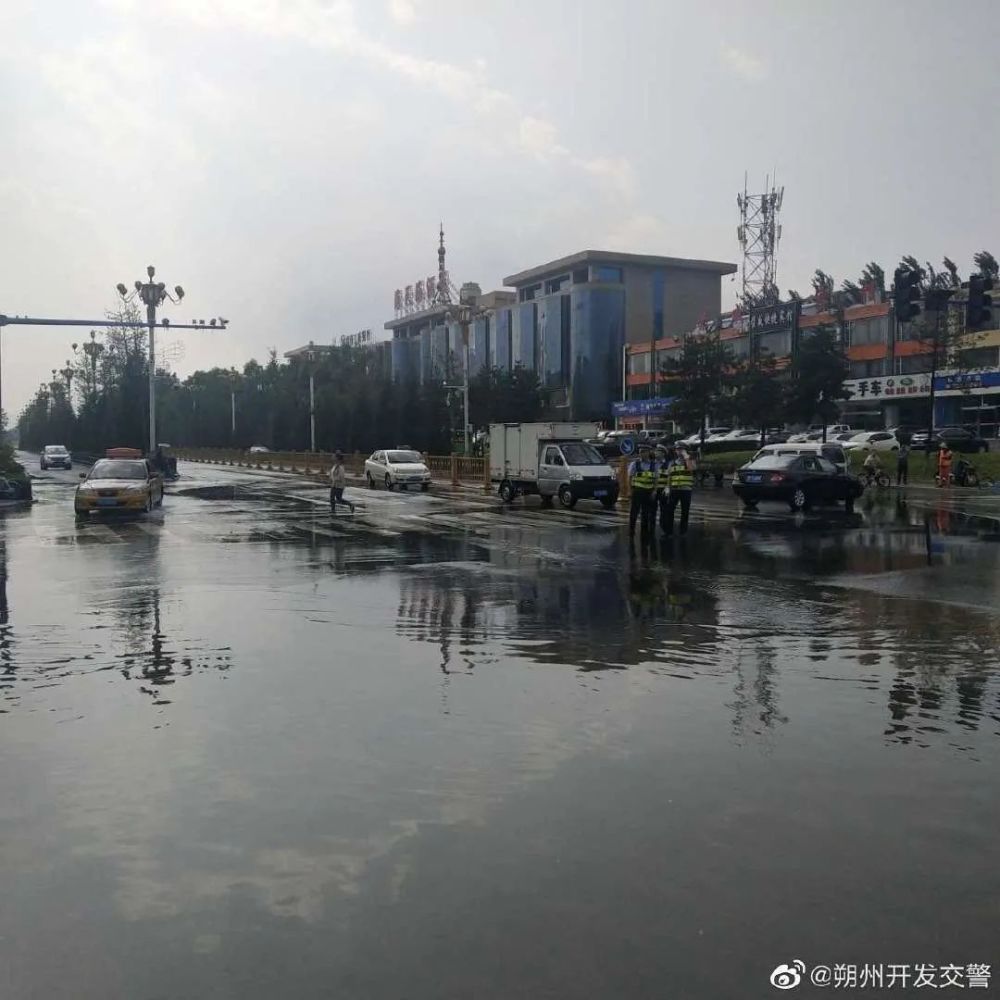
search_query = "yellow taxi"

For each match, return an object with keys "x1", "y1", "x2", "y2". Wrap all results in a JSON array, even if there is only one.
[{"x1": 75, "y1": 455, "x2": 164, "y2": 517}]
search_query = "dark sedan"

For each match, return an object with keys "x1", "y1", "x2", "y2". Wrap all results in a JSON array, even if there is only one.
[
  {"x1": 733, "y1": 454, "x2": 863, "y2": 512},
  {"x1": 909, "y1": 426, "x2": 989, "y2": 453}
]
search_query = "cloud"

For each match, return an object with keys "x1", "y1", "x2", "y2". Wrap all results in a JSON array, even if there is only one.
[
  {"x1": 517, "y1": 115, "x2": 567, "y2": 160},
  {"x1": 121, "y1": 0, "x2": 634, "y2": 199},
  {"x1": 720, "y1": 42, "x2": 767, "y2": 81},
  {"x1": 388, "y1": 0, "x2": 417, "y2": 26}
]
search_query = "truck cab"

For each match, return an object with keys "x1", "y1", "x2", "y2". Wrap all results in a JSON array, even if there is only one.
[
  {"x1": 537, "y1": 441, "x2": 618, "y2": 508},
  {"x1": 490, "y1": 423, "x2": 619, "y2": 510}
]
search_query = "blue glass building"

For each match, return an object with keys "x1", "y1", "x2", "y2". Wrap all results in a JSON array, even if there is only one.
[{"x1": 385, "y1": 250, "x2": 735, "y2": 421}]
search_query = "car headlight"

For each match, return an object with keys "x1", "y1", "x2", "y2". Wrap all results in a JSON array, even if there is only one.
[
  {"x1": 609, "y1": 468, "x2": 618, "y2": 481},
  {"x1": 568, "y1": 471, "x2": 583, "y2": 482},
  {"x1": 125, "y1": 484, "x2": 147, "y2": 493}
]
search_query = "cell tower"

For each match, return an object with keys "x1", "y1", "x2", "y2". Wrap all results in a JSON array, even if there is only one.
[
  {"x1": 736, "y1": 174, "x2": 783, "y2": 307},
  {"x1": 434, "y1": 222, "x2": 453, "y2": 306}
]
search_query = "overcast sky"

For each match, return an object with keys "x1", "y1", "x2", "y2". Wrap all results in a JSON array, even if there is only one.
[{"x1": 1, "y1": 0, "x2": 996, "y2": 417}]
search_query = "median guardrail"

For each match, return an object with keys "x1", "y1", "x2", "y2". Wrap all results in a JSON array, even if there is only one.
[{"x1": 170, "y1": 447, "x2": 492, "y2": 490}]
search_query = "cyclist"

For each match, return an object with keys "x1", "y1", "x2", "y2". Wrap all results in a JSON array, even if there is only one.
[{"x1": 862, "y1": 450, "x2": 883, "y2": 486}]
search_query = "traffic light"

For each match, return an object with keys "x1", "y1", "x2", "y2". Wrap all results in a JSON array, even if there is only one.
[
  {"x1": 893, "y1": 267, "x2": 921, "y2": 323},
  {"x1": 965, "y1": 275, "x2": 994, "y2": 330}
]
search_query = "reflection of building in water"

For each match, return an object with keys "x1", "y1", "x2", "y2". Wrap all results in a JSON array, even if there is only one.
[
  {"x1": 883, "y1": 602, "x2": 1000, "y2": 748},
  {"x1": 396, "y1": 530, "x2": 722, "y2": 673}
]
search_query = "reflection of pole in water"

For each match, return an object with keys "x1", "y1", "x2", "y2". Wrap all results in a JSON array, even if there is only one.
[
  {"x1": 0, "y1": 540, "x2": 11, "y2": 681},
  {"x1": 144, "y1": 590, "x2": 175, "y2": 685},
  {"x1": 0, "y1": 539, "x2": 8, "y2": 626}
]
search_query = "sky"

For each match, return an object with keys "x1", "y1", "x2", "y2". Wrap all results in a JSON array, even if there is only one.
[{"x1": 1, "y1": 0, "x2": 997, "y2": 417}]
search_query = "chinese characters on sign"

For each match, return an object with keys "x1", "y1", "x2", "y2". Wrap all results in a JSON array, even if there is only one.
[
  {"x1": 769, "y1": 960, "x2": 990, "y2": 991},
  {"x1": 844, "y1": 374, "x2": 932, "y2": 399},
  {"x1": 747, "y1": 301, "x2": 800, "y2": 334},
  {"x1": 340, "y1": 329, "x2": 373, "y2": 348}
]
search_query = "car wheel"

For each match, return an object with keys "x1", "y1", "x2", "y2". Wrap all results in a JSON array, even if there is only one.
[
  {"x1": 366, "y1": 472, "x2": 375, "y2": 489},
  {"x1": 790, "y1": 487, "x2": 810, "y2": 511},
  {"x1": 845, "y1": 496, "x2": 855, "y2": 514},
  {"x1": 384, "y1": 473, "x2": 393, "y2": 491},
  {"x1": 558, "y1": 485, "x2": 577, "y2": 509},
  {"x1": 421, "y1": 483, "x2": 430, "y2": 492},
  {"x1": 600, "y1": 496, "x2": 616, "y2": 510},
  {"x1": 145, "y1": 494, "x2": 153, "y2": 513},
  {"x1": 499, "y1": 480, "x2": 516, "y2": 503},
  {"x1": 741, "y1": 500, "x2": 758, "y2": 510}
]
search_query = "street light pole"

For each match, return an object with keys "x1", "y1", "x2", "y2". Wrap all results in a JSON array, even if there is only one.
[
  {"x1": 117, "y1": 266, "x2": 185, "y2": 455},
  {"x1": 304, "y1": 342, "x2": 318, "y2": 452}
]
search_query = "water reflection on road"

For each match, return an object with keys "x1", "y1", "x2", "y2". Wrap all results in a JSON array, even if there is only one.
[{"x1": 1, "y1": 474, "x2": 999, "y2": 999}]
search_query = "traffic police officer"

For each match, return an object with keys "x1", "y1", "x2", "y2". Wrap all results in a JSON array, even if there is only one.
[
  {"x1": 661, "y1": 446, "x2": 695, "y2": 536},
  {"x1": 628, "y1": 443, "x2": 657, "y2": 542}
]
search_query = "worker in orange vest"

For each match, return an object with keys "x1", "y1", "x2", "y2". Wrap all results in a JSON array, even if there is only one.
[{"x1": 937, "y1": 444, "x2": 953, "y2": 487}]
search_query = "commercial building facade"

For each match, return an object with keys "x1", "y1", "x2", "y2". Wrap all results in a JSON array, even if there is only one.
[
  {"x1": 386, "y1": 250, "x2": 735, "y2": 422},
  {"x1": 622, "y1": 290, "x2": 1000, "y2": 437}
]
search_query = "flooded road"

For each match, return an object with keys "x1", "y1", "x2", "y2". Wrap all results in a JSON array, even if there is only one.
[{"x1": 3, "y1": 460, "x2": 1000, "y2": 998}]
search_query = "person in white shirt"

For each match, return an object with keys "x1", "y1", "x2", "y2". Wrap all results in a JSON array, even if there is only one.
[{"x1": 329, "y1": 452, "x2": 355, "y2": 514}]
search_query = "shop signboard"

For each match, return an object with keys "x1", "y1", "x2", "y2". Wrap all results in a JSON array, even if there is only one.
[
  {"x1": 612, "y1": 397, "x2": 676, "y2": 417},
  {"x1": 844, "y1": 374, "x2": 931, "y2": 400}
]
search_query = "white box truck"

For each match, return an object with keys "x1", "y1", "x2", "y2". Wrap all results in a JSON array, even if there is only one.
[{"x1": 489, "y1": 422, "x2": 619, "y2": 509}]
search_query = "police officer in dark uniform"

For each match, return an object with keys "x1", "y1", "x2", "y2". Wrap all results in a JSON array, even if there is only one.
[{"x1": 628, "y1": 443, "x2": 657, "y2": 542}]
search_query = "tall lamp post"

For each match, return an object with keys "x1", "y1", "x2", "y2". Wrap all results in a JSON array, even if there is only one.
[
  {"x1": 81, "y1": 330, "x2": 104, "y2": 398},
  {"x1": 303, "y1": 342, "x2": 318, "y2": 452},
  {"x1": 116, "y1": 265, "x2": 185, "y2": 455},
  {"x1": 443, "y1": 300, "x2": 482, "y2": 456}
]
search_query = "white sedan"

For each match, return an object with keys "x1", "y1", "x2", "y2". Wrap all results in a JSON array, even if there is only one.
[
  {"x1": 365, "y1": 449, "x2": 432, "y2": 491},
  {"x1": 843, "y1": 431, "x2": 900, "y2": 453}
]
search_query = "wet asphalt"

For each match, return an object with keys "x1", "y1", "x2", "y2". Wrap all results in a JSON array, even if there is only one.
[{"x1": 3, "y1": 452, "x2": 1000, "y2": 998}]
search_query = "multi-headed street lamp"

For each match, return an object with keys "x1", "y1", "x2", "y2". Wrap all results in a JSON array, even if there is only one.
[
  {"x1": 117, "y1": 265, "x2": 185, "y2": 455},
  {"x1": 442, "y1": 297, "x2": 484, "y2": 456}
]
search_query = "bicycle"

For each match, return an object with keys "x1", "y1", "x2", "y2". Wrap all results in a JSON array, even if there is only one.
[{"x1": 861, "y1": 468, "x2": 891, "y2": 489}]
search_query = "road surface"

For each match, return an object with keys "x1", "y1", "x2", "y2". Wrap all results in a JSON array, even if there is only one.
[{"x1": 2, "y1": 452, "x2": 999, "y2": 998}]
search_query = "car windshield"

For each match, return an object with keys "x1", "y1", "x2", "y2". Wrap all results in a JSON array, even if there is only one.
[
  {"x1": 45, "y1": 446, "x2": 68, "y2": 454},
  {"x1": 745, "y1": 455, "x2": 797, "y2": 470},
  {"x1": 89, "y1": 460, "x2": 147, "y2": 481},
  {"x1": 387, "y1": 451, "x2": 423, "y2": 464},
  {"x1": 849, "y1": 432, "x2": 871, "y2": 441},
  {"x1": 560, "y1": 443, "x2": 604, "y2": 466}
]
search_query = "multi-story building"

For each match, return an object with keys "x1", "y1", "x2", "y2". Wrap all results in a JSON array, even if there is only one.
[
  {"x1": 621, "y1": 287, "x2": 1000, "y2": 438},
  {"x1": 386, "y1": 249, "x2": 736, "y2": 422}
]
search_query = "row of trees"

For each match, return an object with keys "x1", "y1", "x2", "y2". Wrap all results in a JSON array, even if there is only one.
[
  {"x1": 667, "y1": 326, "x2": 850, "y2": 444},
  {"x1": 787, "y1": 251, "x2": 997, "y2": 309},
  {"x1": 17, "y1": 304, "x2": 548, "y2": 455},
  {"x1": 17, "y1": 252, "x2": 997, "y2": 454}
]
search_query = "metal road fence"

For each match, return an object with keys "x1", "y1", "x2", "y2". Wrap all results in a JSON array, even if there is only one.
[{"x1": 170, "y1": 448, "x2": 490, "y2": 489}]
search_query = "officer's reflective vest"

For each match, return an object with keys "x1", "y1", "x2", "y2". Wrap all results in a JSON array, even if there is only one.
[
  {"x1": 631, "y1": 460, "x2": 656, "y2": 490},
  {"x1": 655, "y1": 462, "x2": 670, "y2": 489},
  {"x1": 666, "y1": 460, "x2": 694, "y2": 490}
]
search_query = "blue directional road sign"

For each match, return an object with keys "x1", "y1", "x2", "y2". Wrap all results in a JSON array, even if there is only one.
[{"x1": 619, "y1": 436, "x2": 636, "y2": 456}]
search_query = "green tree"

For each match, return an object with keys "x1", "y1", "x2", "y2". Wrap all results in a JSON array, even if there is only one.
[
  {"x1": 785, "y1": 325, "x2": 851, "y2": 441},
  {"x1": 973, "y1": 250, "x2": 998, "y2": 281},
  {"x1": 860, "y1": 262, "x2": 885, "y2": 295},
  {"x1": 730, "y1": 351, "x2": 782, "y2": 447},
  {"x1": 662, "y1": 336, "x2": 732, "y2": 444}
]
